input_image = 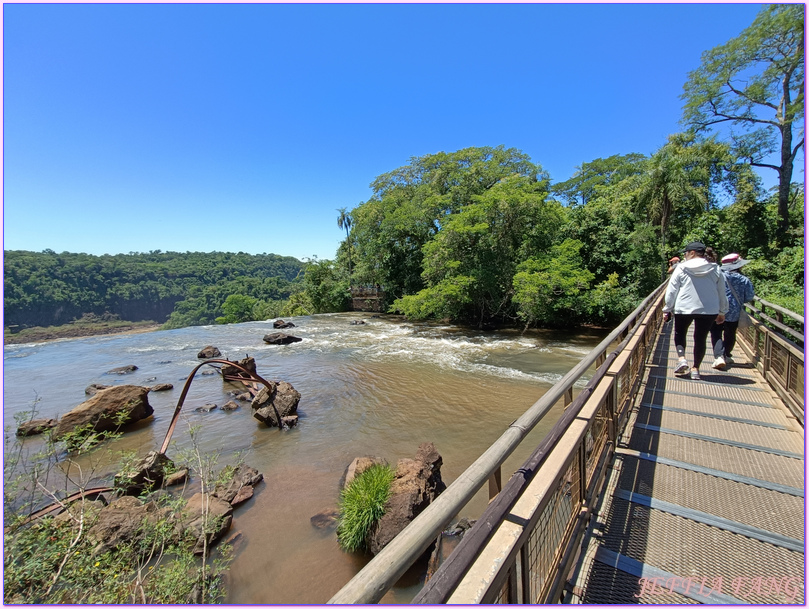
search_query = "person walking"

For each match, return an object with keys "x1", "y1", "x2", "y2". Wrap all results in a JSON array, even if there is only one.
[
  {"x1": 662, "y1": 242, "x2": 729, "y2": 380},
  {"x1": 710, "y1": 253, "x2": 755, "y2": 369}
]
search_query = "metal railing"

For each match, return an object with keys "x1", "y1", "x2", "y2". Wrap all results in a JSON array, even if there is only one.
[
  {"x1": 413, "y1": 289, "x2": 665, "y2": 603},
  {"x1": 739, "y1": 298, "x2": 805, "y2": 425},
  {"x1": 327, "y1": 283, "x2": 667, "y2": 604}
]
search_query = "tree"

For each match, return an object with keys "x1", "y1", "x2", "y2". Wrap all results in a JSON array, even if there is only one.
[
  {"x1": 552, "y1": 153, "x2": 647, "y2": 206},
  {"x1": 337, "y1": 207, "x2": 353, "y2": 282},
  {"x1": 681, "y1": 4, "x2": 804, "y2": 243},
  {"x1": 636, "y1": 133, "x2": 735, "y2": 275}
]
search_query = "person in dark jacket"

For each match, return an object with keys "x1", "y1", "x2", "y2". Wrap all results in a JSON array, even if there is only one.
[{"x1": 710, "y1": 253, "x2": 755, "y2": 369}]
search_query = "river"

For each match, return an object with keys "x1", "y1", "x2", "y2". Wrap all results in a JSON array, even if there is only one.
[{"x1": 2, "y1": 313, "x2": 607, "y2": 603}]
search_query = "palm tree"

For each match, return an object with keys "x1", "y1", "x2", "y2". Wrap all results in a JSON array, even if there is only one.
[
  {"x1": 337, "y1": 207, "x2": 353, "y2": 283},
  {"x1": 637, "y1": 133, "x2": 732, "y2": 277}
]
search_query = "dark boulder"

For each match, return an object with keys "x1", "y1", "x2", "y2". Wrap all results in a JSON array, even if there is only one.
[
  {"x1": 262, "y1": 333, "x2": 303, "y2": 345},
  {"x1": 222, "y1": 400, "x2": 240, "y2": 411},
  {"x1": 273, "y1": 320, "x2": 296, "y2": 329},
  {"x1": 195, "y1": 403, "x2": 218, "y2": 413},
  {"x1": 54, "y1": 385, "x2": 153, "y2": 441},
  {"x1": 197, "y1": 345, "x2": 222, "y2": 359}
]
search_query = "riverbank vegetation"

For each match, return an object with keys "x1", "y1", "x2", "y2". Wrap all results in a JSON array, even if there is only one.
[
  {"x1": 317, "y1": 5, "x2": 804, "y2": 327},
  {"x1": 4, "y1": 412, "x2": 232, "y2": 603}
]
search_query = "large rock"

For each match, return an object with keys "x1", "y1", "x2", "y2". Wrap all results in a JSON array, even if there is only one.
[
  {"x1": 273, "y1": 320, "x2": 296, "y2": 329},
  {"x1": 197, "y1": 345, "x2": 221, "y2": 359},
  {"x1": 251, "y1": 381, "x2": 301, "y2": 426},
  {"x1": 367, "y1": 442, "x2": 446, "y2": 555},
  {"x1": 179, "y1": 492, "x2": 233, "y2": 555},
  {"x1": 87, "y1": 495, "x2": 173, "y2": 554},
  {"x1": 262, "y1": 333, "x2": 302, "y2": 345},
  {"x1": 54, "y1": 385, "x2": 153, "y2": 441},
  {"x1": 212, "y1": 465, "x2": 264, "y2": 506}
]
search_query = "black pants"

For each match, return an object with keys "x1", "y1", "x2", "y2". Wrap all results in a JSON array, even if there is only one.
[
  {"x1": 710, "y1": 320, "x2": 739, "y2": 358},
  {"x1": 673, "y1": 314, "x2": 715, "y2": 368}
]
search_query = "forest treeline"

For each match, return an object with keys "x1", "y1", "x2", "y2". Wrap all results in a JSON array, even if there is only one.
[
  {"x1": 4, "y1": 5, "x2": 804, "y2": 333},
  {"x1": 298, "y1": 4, "x2": 805, "y2": 327},
  {"x1": 3, "y1": 250, "x2": 303, "y2": 329}
]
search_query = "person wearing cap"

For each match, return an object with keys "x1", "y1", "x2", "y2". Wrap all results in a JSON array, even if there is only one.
[
  {"x1": 662, "y1": 242, "x2": 729, "y2": 380},
  {"x1": 709, "y1": 253, "x2": 755, "y2": 369}
]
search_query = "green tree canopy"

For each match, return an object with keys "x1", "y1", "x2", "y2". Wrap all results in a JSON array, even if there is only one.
[{"x1": 681, "y1": 3, "x2": 804, "y2": 243}]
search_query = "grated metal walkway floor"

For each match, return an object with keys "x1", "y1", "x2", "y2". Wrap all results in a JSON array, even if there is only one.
[{"x1": 566, "y1": 323, "x2": 805, "y2": 604}]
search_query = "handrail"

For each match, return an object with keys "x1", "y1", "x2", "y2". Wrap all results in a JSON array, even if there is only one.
[
  {"x1": 327, "y1": 282, "x2": 667, "y2": 604},
  {"x1": 747, "y1": 297, "x2": 804, "y2": 345},
  {"x1": 753, "y1": 296, "x2": 804, "y2": 325},
  {"x1": 737, "y1": 311, "x2": 804, "y2": 425},
  {"x1": 416, "y1": 289, "x2": 664, "y2": 603}
]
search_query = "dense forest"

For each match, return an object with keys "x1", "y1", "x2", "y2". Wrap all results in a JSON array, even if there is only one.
[
  {"x1": 301, "y1": 5, "x2": 805, "y2": 326},
  {"x1": 3, "y1": 250, "x2": 303, "y2": 329},
  {"x1": 3, "y1": 5, "x2": 804, "y2": 333}
]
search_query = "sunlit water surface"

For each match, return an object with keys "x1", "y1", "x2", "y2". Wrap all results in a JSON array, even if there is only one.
[{"x1": 3, "y1": 313, "x2": 607, "y2": 604}]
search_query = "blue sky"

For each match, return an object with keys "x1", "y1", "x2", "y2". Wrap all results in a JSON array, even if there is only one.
[{"x1": 2, "y1": 2, "x2": 786, "y2": 262}]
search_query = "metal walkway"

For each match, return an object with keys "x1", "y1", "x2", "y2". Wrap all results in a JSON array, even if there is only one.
[{"x1": 566, "y1": 323, "x2": 805, "y2": 604}]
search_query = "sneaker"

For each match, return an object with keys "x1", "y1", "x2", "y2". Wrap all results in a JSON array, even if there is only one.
[
  {"x1": 690, "y1": 368, "x2": 701, "y2": 381},
  {"x1": 712, "y1": 356, "x2": 726, "y2": 370},
  {"x1": 725, "y1": 355, "x2": 734, "y2": 366},
  {"x1": 674, "y1": 358, "x2": 689, "y2": 375}
]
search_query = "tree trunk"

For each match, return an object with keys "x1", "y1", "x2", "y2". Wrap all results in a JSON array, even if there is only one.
[{"x1": 776, "y1": 123, "x2": 794, "y2": 245}]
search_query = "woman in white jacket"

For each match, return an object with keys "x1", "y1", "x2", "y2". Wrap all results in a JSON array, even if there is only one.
[{"x1": 662, "y1": 242, "x2": 729, "y2": 380}]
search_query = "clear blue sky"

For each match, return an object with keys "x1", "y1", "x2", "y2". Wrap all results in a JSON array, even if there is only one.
[{"x1": 3, "y1": 2, "x2": 781, "y2": 262}]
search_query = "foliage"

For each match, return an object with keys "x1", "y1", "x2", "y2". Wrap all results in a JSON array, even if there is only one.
[
  {"x1": 336, "y1": 464, "x2": 395, "y2": 553},
  {"x1": 513, "y1": 240, "x2": 595, "y2": 327},
  {"x1": 681, "y1": 3, "x2": 805, "y2": 241},
  {"x1": 348, "y1": 146, "x2": 544, "y2": 304},
  {"x1": 743, "y1": 245, "x2": 805, "y2": 316},
  {"x1": 4, "y1": 409, "x2": 233, "y2": 604},
  {"x1": 4, "y1": 250, "x2": 303, "y2": 330}
]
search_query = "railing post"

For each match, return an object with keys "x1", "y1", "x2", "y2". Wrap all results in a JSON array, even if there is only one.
[
  {"x1": 488, "y1": 467, "x2": 502, "y2": 500},
  {"x1": 564, "y1": 387, "x2": 573, "y2": 408}
]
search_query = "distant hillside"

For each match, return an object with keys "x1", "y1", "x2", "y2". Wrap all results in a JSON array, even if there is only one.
[{"x1": 4, "y1": 250, "x2": 304, "y2": 329}]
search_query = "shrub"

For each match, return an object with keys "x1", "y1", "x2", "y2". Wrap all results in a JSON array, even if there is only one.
[{"x1": 336, "y1": 464, "x2": 395, "y2": 553}]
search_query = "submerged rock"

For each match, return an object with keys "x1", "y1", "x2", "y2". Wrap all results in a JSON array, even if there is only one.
[
  {"x1": 106, "y1": 365, "x2": 138, "y2": 375},
  {"x1": 16, "y1": 418, "x2": 57, "y2": 437},
  {"x1": 262, "y1": 333, "x2": 302, "y2": 345},
  {"x1": 273, "y1": 320, "x2": 296, "y2": 329}
]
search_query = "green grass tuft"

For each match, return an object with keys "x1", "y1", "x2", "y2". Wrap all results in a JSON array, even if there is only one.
[{"x1": 336, "y1": 464, "x2": 395, "y2": 552}]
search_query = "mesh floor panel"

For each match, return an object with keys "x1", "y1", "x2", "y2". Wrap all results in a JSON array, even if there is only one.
[{"x1": 569, "y1": 324, "x2": 805, "y2": 604}]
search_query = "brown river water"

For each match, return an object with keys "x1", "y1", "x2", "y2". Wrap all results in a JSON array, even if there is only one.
[{"x1": 2, "y1": 313, "x2": 607, "y2": 603}]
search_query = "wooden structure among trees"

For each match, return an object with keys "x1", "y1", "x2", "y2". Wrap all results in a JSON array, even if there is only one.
[{"x1": 350, "y1": 285, "x2": 385, "y2": 312}]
